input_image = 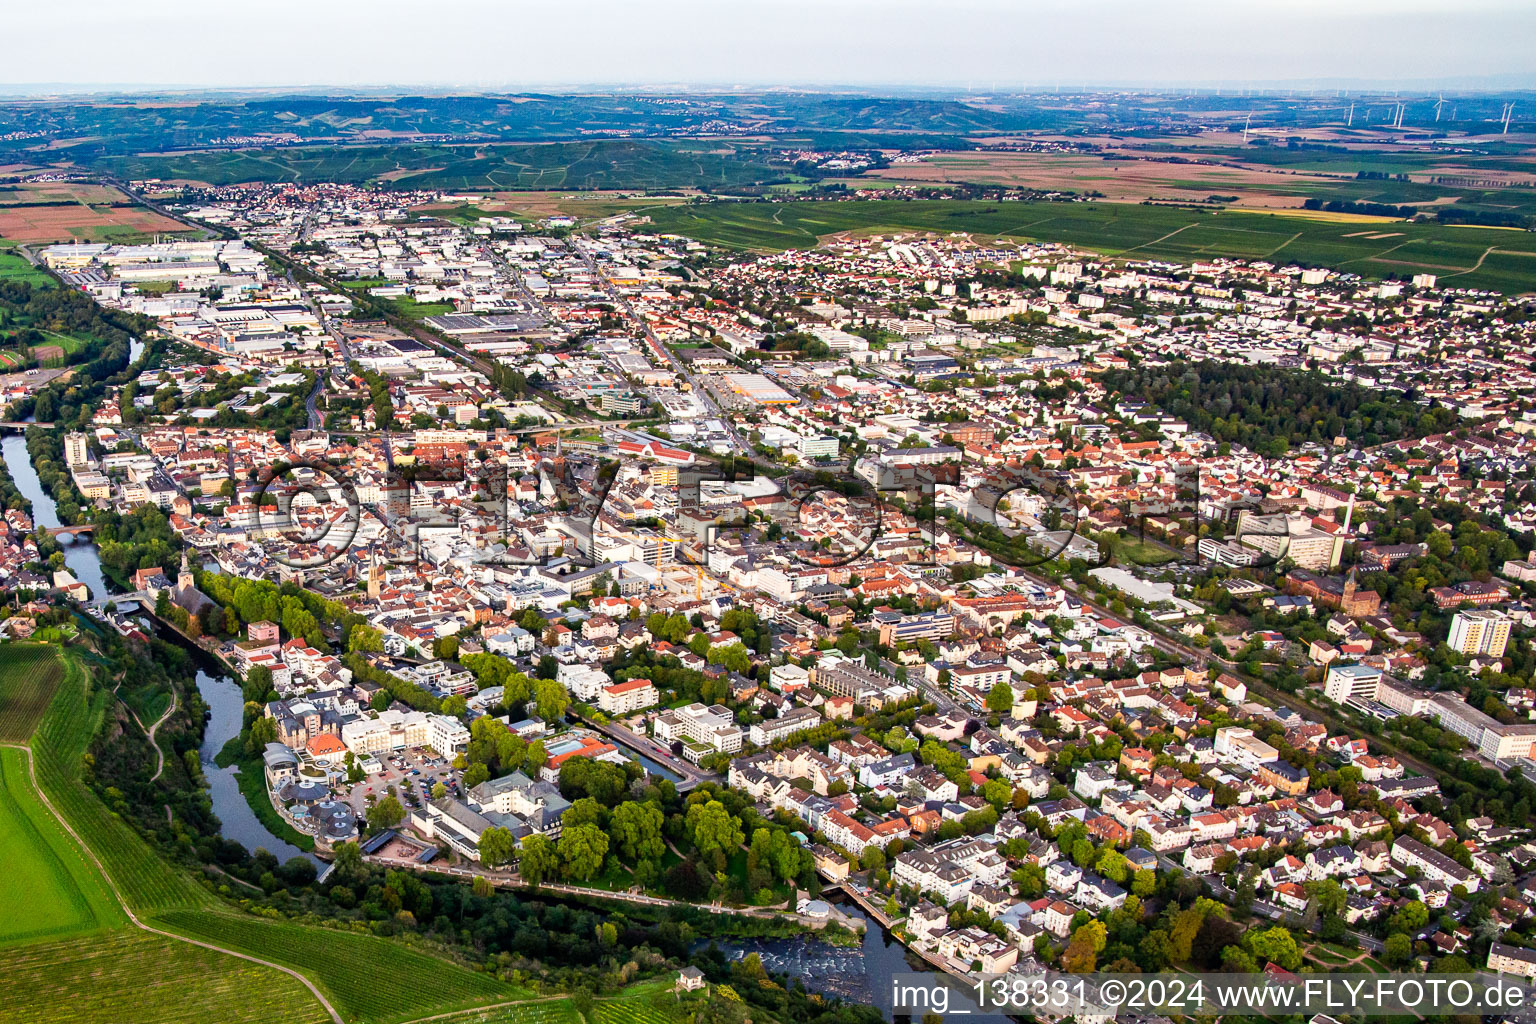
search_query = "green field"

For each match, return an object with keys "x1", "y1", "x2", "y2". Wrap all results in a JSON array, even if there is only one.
[
  {"x1": 152, "y1": 909, "x2": 519, "y2": 1024},
  {"x1": 29, "y1": 651, "x2": 213, "y2": 914},
  {"x1": 97, "y1": 140, "x2": 785, "y2": 192},
  {"x1": 0, "y1": 644, "x2": 66, "y2": 741},
  {"x1": 646, "y1": 199, "x2": 1536, "y2": 292},
  {"x1": 591, "y1": 979, "x2": 688, "y2": 1024},
  {"x1": 0, "y1": 930, "x2": 331, "y2": 1024},
  {"x1": 0, "y1": 747, "x2": 127, "y2": 945},
  {"x1": 0, "y1": 249, "x2": 52, "y2": 287}
]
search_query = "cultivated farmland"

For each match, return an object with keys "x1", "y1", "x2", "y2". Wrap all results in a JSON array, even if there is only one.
[
  {"x1": 152, "y1": 909, "x2": 518, "y2": 1024},
  {"x1": 0, "y1": 643, "x2": 66, "y2": 741},
  {"x1": 645, "y1": 199, "x2": 1536, "y2": 292},
  {"x1": 0, "y1": 182, "x2": 192, "y2": 244},
  {"x1": 0, "y1": 930, "x2": 331, "y2": 1024},
  {"x1": 29, "y1": 650, "x2": 212, "y2": 913},
  {"x1": 0, "y1": 746, "x2": 126, "y2": 945}
]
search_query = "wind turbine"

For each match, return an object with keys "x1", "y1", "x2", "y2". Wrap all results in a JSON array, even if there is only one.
[
  {"x1": 1242, "y1": 113, "x2": 1252, "y2": 142},
  {"x1": 1347, "y1": 102, "x2": 1354, "y2": 127},
  {"x1": 1434, "y1": 94, "x2": 1445, "y2": 122}
]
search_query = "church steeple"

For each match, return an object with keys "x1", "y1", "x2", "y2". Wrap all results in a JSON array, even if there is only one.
[{"x1": 177, "y1": 550, "x2": 194, "y2": 597}]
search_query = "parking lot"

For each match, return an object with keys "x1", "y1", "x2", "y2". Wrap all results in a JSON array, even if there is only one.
[{"x1": 342, "y1": 746, "x2": 462, "y2": 818}]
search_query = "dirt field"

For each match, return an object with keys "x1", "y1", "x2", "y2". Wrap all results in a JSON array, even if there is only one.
[
  {"x1": 0, "y1": 181, "x2": 126, "y2": 206},
  {"x1": 0, "y1": 182, "x2": 190, "y2": 243}
]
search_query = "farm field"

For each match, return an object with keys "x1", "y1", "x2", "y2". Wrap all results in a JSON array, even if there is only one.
[
  {"x1": 0, "y1": 746, "x2": 127, "y2": 945},
  {"x1": 151, "y1": 909, "x2": 520, "y2": 1024},
  {"x1": 0, "y1": 199, "x2": 192, "y2": 244},
  {"x1": 873, "y1": 146, "x2": 1536, "y2": 216},
  {"x1": 29, "y1": 649, "x2": 213, "y2": 914},
  {"x1": 0, "y1": 930, "x2": 331, "y2": 1024},
  {"x1": 0, "y1": 643, "x2": 66, "y2": 741},
  {"x1": 0, "y1": 181, "x2": 127, "y2": 207},
  {"x1": 417, "y1": 189, "x2": 696, "y2": 225},
  {"x1": 645, "y1": 199, "x2": 1536, "y2": 292},
  {"x1": 426, "y1": 1000, "x2": 583, "y2": 1024},
  {"x1": 423, "y1": 979, "x2": 686, "y2": 1024}
]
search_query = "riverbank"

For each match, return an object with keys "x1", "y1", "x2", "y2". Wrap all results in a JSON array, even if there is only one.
[{"x1": 214, "y1": 736, "x2": 317, "y2": 854}]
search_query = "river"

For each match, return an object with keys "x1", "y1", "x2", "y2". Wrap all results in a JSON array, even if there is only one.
[
  {"x1": 194, "y1": 665, "x2": 320, "y2": 868},
  {"x1": 701, "y1": 899, "x2": 1011, "y2": 1022},
  {"x1": 1, "y1": 433, "x2": 109, "y2": 600},
  {"x1": 1, "y1": 421, "x2": 316, "y2": 866}
]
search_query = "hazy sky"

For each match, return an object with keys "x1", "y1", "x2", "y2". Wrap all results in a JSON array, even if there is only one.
[{"x1": 6, "y1": 0, "x2": 1534, "y2": 91}]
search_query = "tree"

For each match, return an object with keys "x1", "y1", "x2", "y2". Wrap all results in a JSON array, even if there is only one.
[
  {"x1": 329, "y1": 841, "x2": 365, "y2": 886},
  {"x1": 431, "y1": 782, "x2": 447, "y2": 800},
  {"x1": 462, "y1": 762, "x2": 490, "y2": 790},
  {"x1": 686, "y1": 800, "x2": 744, "y2": 862},
  {"x1": 1131, "y1": 868, "x2": 1157, "y2": 898},
  {"x1": 558, "y1": 822, "x2": 609, "y2": 881},
  {"x1": 1389, "y1": 899, "x2": 1429, "y2": 934},
  {"x1": 1220, "y1": 946, "x2": 1257, "y2": 973},
  {"x1": 610, "y1": 801, "x2": 665, "y2": 863},
  {"x1": 244, "y1": 715, "x2": 277, "y2": 757},
  {"x1": 348, "y1": 624, "x2": 384, "y2": 653},
  {"x1": 1383, "y1": 933, "x2": 1413, "y2": 967},
  {"x1": 518, "y1": 834, "x2": 559, "y2": 884},
  {"x1": 524, "y1": 740, "x2": 547, "y2": 776},
  {"x1": 562, "y1": 796, "x2": 606, "y2": 830},
  {"x1": 479, "y1": 826, "x2": 516, "y2": 867},
  {"x1": 1247, "y1": 926, "x2": 1302, "y2": 971},
  {"x1": 532, "y1": 679, "x2": 570, "y2": 721},
  {"x1": 242, "y1": 664, "x2": 274, "y2": 704},
  {"x1": 368, "y1": 794, "x2": 405, "y2": 831},
  {"x1": 1305, "y1": 878, "x2": 1347, "y2": 918},
  {"x1": 985, "y1": 681, "x2": 1015, "y2": 714},
  {"x1": 980, "y1": 777, "x2": 1014, "y2": 811},
  {"x1": 1062, "y1": 921, "x2": 1106, "y2": 973}
]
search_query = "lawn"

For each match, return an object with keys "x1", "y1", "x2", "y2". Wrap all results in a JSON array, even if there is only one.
[
  {"x1": 0, "y1": 929, "x2": 331, "y2": 1024},
  {"x1": 0, "y1": 249, "x2": 53, "y2": 287},
  {"x1": 152, "y1": 909, "x2": 522, "y2": 1024},
  {"x1": 645, "y1": 199, "x2": 1536, "y2": 293},
  {"x1": 0, "y1": 746, "x2": 127, "y2": 945},
  {"x1": 0, "y1": 643, "x2": 66, "y2": 742}
]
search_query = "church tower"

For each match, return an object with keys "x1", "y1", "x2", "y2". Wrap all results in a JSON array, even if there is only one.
[
  {"x1": 367, "y1": 546, "x2": 383, "y2": 601},
  {"x1": 176, "y1": 550, "x2": 194, "y2": 599},
  {"x1": 1341, "y1": 567, "x2": 1359, "y2": 616}
]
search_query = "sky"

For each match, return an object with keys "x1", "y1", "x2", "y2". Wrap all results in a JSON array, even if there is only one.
[{"x1": 5, "y1": 0, "x2": 1535, "y2": 91}]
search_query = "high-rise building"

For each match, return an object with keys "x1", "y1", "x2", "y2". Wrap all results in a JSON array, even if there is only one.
[
  {"x1": 64, "y1": 432, "x2": 90, "y2": 467},
  {"x1": 1324, "y1": 662, "x2": 1383, "y2": 704},
  {"x1": 1448, "y1": 610, "x2": 1511, "y2": 659}
]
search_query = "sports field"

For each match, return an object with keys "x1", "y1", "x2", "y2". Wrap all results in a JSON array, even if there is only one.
[{"x1": 645, "y1": 199, "x2": 1536, "y2": 292}]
